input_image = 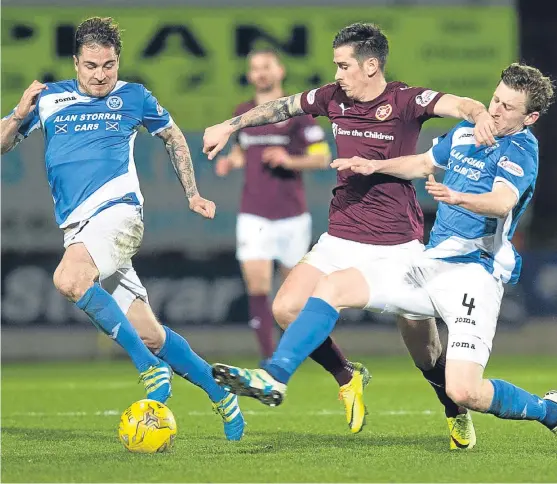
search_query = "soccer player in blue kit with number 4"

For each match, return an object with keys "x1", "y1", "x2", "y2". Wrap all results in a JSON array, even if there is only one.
[{"x1": 213, "y1": 63, "x2": 557, "y2": 441}]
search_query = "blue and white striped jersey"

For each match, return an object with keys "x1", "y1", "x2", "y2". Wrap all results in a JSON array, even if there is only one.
[
  {"x1": 425, "y1": 120, "x2": 538, "y2": 284},
  {"x1": 4, "y1": 79, "x2": 172, "y2": 227}
]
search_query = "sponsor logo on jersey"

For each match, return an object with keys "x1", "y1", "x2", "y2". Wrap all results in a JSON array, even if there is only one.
[
  {"x1": 54, "y1": 95, "x2": 77, "y2": 104},
  {"x1": 334, "y1": 125, "x2": 394, "y2": 141},
  {"x1": 307, "y1": 88, "x2": 318, "y2": 105},
  {"x1": 415, "y1": 89, "x2": 438, "y2": 107},
  {"x1": 375, "y1": 104, "x2": 392, "y2": 121},
  {"x1": 497, "y1": 156, "x2": 524, "y2": 177},
  {"x1": 106, "y1": 96, "x2": 123, "y2": 110}
]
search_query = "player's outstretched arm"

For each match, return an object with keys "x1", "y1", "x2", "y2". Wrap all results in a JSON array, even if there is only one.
[
  {"x1": 1, "y1": 80, "x2": 47, "y2": 154},
  {"x1": 157, "y1": 124, "x2": 216, "y2": 219},
  {"x1": 203, "y1": 93, "x2": 304, "y2": 160},
  {"x1": 433, "y1": 94, "x2": 497, "y2": 147},
  {"x1": 425, "y1": 175, "x2": 517, "y2": 218},
  {"x1": 331, "y1": 152, "x2": 435, "y2": 180}
]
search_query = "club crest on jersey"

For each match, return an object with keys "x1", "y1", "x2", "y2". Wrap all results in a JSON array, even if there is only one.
[
  {"x1": 106, "y1": 96, "x2": 123, "y2": 110},
  {"x1": 497, "y1": 156, "x2": 524, "y2": 177},
  {"x1": 375, "y1": 104, "x2": 392, "y2": 121}
]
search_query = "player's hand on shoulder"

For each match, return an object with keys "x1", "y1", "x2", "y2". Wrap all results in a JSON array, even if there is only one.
[
  {"x1": 330, "y1": 156, "x2": 379, "y2": 175},
  {"x1": 188, "y1": 194, "x2": 216, "y2": 219},
  {"x1": 262, "y1": 146, "x2": 291, "y2": 168},
  {"x1": 203, "y1": 122, "x2": 234, "y2": 160},
  {"x1": 473, "y1": 111, "x2": 497, "y2": 147},
  {"x1": 425, "y1": 174, "x2": 462, "y2": 205},
  {"x1": 14, "y1": 80, "x2": 47, "y2": 120}
]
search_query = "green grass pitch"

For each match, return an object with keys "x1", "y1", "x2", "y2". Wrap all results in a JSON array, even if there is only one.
[{"x1": 2, "y1": 355, "x2": 556, "y2": 482}]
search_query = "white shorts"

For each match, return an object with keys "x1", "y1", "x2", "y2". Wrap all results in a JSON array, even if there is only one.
[
  {"x1": 63, "y1": 203, "x2": 148, "y2": 313},
  {"x1": 365, "y1": 256, "x2": 503, "y2": 367},
  {"x1": 236, "y1": 212, "x2": 312, "y2": 268},
  {"x1": 301, "y1": 233, "x2": 433, "y2": 318}
]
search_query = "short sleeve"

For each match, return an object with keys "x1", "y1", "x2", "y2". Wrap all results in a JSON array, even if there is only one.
[
  {"x1": 295, "y1": 115, "x2": 326, "y2": 148},
  {"x1": 494, "y1": 146, "x2": 537, "y2": 200},
  {"x1": 142, "y1": 87, "x2": 173, "y2": 135},
  {"x1": 427, "y1": 122, "x2": 464, "y2": 169},
  {"x1": 300, "y1": 83, "x2": 337, "y2": 117},
  {"x1": 397, "y1": 86, "x2": 444, "y2": 122},
  {"x1": 3, "y1": 105, "x2": 41, "y2": 140}
]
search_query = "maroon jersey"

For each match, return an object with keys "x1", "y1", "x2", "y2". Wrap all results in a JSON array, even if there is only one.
[
  {"x1": 235, "y1": 100, "x2": 325, "y2": 220},
  {"x1": 301, "y1": 82, "x2": 443, "y2": 245}
]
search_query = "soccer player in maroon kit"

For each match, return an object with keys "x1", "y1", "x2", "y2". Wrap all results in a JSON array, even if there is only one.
[
  {"x1": 215, "y1": 49, "x2": 332, "y2": 361},
  {"x1": 204, "y1": 23, "x2": 497, "y2": 447}
]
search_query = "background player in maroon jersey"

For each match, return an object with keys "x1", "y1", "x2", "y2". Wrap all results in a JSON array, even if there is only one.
[
  {"x1": 203, "y1": 23, "x2": 496, "y2": 445},
  {"x1": 214, "y1": 49, "x2": 332, "y2": 361}
]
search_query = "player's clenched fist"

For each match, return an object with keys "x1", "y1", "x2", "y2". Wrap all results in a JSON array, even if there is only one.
[
  {"x1": 473, "y1": 111, "x2": 497, "y2": 147},
  {"x1": 203, "y1": 122, "x2": 234, "y2": 160},
  {"x1": 13, "y1": 80, "x2": 48, "y2": 121},
  {"x1": 188, "y1": 194, "x2": 216, "y2": 219}
]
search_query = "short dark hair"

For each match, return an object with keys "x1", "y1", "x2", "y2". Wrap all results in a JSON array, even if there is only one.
[
  {"x1": 247, "y1": 47, "x2": 282, "y2": 63},
  {"x1": 332, "y1": 23, "x2": 389, "y2": 70},
  {"x1": 501, "y1": 63, "x2": 554, "y2": 114},
  {"x1": 74, "y1": 17, "x2": 122, "y2": 56}
]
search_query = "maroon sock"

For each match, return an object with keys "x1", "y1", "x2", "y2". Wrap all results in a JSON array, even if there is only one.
[
  {"x1": 309, "y1": 337, "x2": 353, "y2": 386},
  {"x1": 248, "y1": 295, "x2": 275, "y2": 359}
]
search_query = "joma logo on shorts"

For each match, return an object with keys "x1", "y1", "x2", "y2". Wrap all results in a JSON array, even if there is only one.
[
  {"x1": 455, "y1": 317, "x2": 476, "y2": 325},
  {"x1": 451, "y1": 341, "x2": 476, "y2": 350}
]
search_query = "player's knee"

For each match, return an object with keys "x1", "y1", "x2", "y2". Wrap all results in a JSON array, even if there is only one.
[
  {"x1": 53, "y1": 266, "x2": 94, "y2": 302},
  {"x1": 140, "y1": 323, "x2": 165, "y2": 352},
  {"x1": 412, "y1": 342, "x2": 442, "y2": 371},
  {"x1": 445, "y1": 380, "x2": 481, "y2": 410},
  {"x1": 272, "y1": 295, "x2": 302, "y2": 329}
]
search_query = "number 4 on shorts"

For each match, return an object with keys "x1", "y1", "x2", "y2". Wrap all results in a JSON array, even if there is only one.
[{"x1": 462, "y1": 293, "x2": 476, "y2": 316}]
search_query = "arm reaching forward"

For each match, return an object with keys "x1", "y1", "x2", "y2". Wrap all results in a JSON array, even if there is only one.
[
  {"x1": 157, "y1": 124, "x2": 216, "y2": 219},
  {"x1": 331, "y1": 152, "x2": 435, "y2": 180},
  {"x1": 203, "y1": 93, "x2": 305, "y2": 160}
]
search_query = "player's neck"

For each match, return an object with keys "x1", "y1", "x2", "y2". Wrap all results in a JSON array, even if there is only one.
[
  {"x1": 358, "y1": 78, "x2": 388, "y2": 103},
  {"x1": 255, "y1": 88, "x2": 284, "y2": 105}
]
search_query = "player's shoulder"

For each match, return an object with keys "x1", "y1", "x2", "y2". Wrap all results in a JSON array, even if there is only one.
[
  {"x1": 35, "y1": 79, "x2": 80, "y2": 108},
  {"x1": 234, "y1": 100, "x2": 256, "y2": 116},
  {"x1": 45, "y1": 79, "x2": 77, "y2": 92},
  {"x1": 497, "y1": 130, "x2": 538, "y2": 168},
  {"x1": 110, "y1": 81, "x2": 148, "y2": 96}
]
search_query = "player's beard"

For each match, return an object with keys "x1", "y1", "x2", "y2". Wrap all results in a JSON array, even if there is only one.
[
  {"x1": 256, "y1": 81, "x2": 277, "y2": 94},
  {"x1": 78, "y1": 77, "x2": 116, "y2": 98}
]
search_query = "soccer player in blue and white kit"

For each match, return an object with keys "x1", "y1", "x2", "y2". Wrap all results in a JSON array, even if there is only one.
[
  {"x1": 211, "y1": 63, "x2": 557, "y2": 441},
  {"x1": 0, "y1": 17, "x2": 244, "y2": 440}
]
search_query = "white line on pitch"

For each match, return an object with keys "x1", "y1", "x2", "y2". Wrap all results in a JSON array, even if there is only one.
[{"x1": 6, "y1": 409, "x2": 437, "y2": 418}]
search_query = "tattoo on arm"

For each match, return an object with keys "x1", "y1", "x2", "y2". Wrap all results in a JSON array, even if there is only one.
[
  {"x1": 229, "y1": 93, "x2": 304, "y2": 129},
  {"x1": 157, "y1": 124, "x2": 198, "y2": 198}
]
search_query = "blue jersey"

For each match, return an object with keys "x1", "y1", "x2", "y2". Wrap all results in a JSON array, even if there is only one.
[
  {"x1": 4, "y1": 79, "x2": 172, "y2": 227},
  {"x1": 425, "y1": 120, "x2": 538, "y2": 284}
]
